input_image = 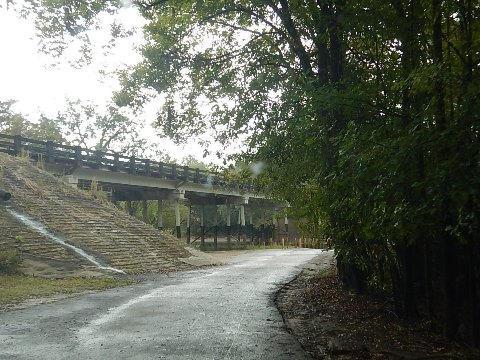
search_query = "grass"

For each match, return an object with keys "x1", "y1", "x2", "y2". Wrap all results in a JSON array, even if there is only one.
[{"x1": 0, "y1": 274, "x2": 136, "y2": 305}]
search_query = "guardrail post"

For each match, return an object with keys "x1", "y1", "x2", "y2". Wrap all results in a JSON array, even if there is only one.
[
  {"x1": 129, "y1": 156, "x2": 136, "y2": 174},
  {"x1": 13, "y1": 135, "x2": 22, "y2": 156},
  {"x1": 46, "y1": 141, "x2": 54, "y2": 163},
  {"x1": 145, "y1": 159, "x2": 151, "y2": 176},
  {"x1": 158, "y1": 162, "x2": 164, "y2": 178},
  {"x1": 113, "y1": 153, "x2": 120, "y2": 171},
  {"x1": 75, "y1": 146, "x2": 82, "y2": 167},
  {"x1": 172, "y1": 164, "x2": 177, "y2": 179},
  {"x1": 95, "y1": 150, "x2": 102, "y2": 169}
]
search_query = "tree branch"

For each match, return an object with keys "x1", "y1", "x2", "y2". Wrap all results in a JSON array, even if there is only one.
[
  {"x1": 134, "y1": 0, "x2": 169, "y2": 10},
  {"x1": 265, "y1": 0, "x2": 315, "y2": 78}
]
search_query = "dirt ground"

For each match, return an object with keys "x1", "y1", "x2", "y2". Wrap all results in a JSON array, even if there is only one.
[{"x1": 276, "y1": 256, "x2": 480, "y2": 360}]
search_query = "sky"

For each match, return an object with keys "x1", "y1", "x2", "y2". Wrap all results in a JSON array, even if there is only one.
[{"x1": 0, "y1": 2, "x2": 231, "y2": 165}]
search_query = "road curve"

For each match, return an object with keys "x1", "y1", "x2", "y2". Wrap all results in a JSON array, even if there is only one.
[{"x1": 1, "y1": 249, "x2": 332, "y2": 360}]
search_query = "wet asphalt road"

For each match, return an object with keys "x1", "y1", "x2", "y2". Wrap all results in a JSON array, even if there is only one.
[{"x1": 1, "y1": 249, "x2": 330, "y2": 360}]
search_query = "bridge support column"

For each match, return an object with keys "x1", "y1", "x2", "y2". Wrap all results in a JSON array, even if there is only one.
[
  {"x1": 226, "y1": 203, "x2": 231, "y2": 249},
  {"x1": 142, "y1": 200, "x2": 148, "y2": 223},
  {"x1": 240, "y1": 204, "x2": 246, "y2": 243},
  {"x1": 157, "y1": 200, "x2": 163, "y2": 230},
  {"x1": 175, "y1": 200, "x2": 181, "y2": 239},
  {"x1": 200, "y1": 205, "x2": 205, "y2": 248},
  {"x1": 213, "y1": 206, "x2": 218, "y2": 250},
  {"x1": 237, "y1": 208, "x2": 241, "y2": 242},
  {"x1": 272, "y1": 214, "x2": 277, "y2": 245},
  {"x1": 249, "y1": 210, "x2": 254, "y2": 244},
  {"x1": 186, "y1": 204, "x2": 191, "y2": 244},
  {"x1": 284, "y1": 215, "x2": 289, "y2": 245}
]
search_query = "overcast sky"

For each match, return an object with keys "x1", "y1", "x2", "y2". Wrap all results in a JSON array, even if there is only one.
[{"x1": 0, "y1": 3, "x2": 231, "y2": 165}]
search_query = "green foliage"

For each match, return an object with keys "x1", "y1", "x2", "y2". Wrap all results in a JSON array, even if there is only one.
[
  {"x1": 0, "y1": 100, "x2": 65, "y2": 142},
  {"x1": 0, "y1": 249, "x2": 23, "y2": 274},
  {"x1": 55, "y1": 99, "x2": 144, "y2": 154}
]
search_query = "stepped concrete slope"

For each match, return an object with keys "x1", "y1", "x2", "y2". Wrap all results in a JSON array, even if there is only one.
[{"x1": 0, "y1": 153, "x2": 197, "y2": 274}]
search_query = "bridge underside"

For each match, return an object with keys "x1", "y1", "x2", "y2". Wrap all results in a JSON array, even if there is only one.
[{"x1": 68, "y1": 167, "x2": 277, "y2": 208}]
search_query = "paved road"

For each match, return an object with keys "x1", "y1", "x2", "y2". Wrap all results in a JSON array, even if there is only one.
[{"x1": 1, "y1": 249, "x2": 331, "y2": 360}]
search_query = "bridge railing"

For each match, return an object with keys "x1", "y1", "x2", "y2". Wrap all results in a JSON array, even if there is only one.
[{"x1": 0, "y1": 133, "x2": 253, "y2": 191}]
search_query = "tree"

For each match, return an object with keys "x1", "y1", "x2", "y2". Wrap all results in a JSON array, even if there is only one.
[
  {"x1": 0, "y1": 99, "x2": 65, "y2": 141},
  {"x1": 55, "y1": 99, "x2": 145, "y2": 154}
]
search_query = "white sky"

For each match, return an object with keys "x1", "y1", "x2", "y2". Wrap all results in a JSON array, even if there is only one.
[{"x1": 0, "y1": 3, "x2": 232, "y2": 165}]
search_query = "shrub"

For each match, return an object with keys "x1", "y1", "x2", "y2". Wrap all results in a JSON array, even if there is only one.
[{"x1": 0, "y1": 249, "x2": 23, "y2": 274}]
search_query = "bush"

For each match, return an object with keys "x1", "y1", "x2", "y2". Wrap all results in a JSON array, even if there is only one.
[{"x1": 0, "y1": 249, "x2": 23, "y2": 274}]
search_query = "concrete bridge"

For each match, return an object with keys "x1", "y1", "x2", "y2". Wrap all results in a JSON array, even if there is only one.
[{"x1": 0, "y1": 134, "x2": 289, "y2": 246}]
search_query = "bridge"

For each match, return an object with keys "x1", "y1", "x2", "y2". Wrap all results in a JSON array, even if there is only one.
[{"x1": 0, "y1": 134, "x2": 289, "y2": 246}]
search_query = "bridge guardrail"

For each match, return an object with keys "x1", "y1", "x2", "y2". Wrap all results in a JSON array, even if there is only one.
[{"x1": 0, "y1": 133, "x2": 256, "y2": 192}]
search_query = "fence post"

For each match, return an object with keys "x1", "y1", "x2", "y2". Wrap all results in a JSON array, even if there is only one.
[
  {"x1": 95, "y1": 150, "x2": 102, "y2": 169},
  {"x1": 183, "y1": 166, "x2": 189, "y2": 181},
  {"x1": 172, "y1": 164, "x2": 178, "y2": 179},
  {"x1": 113, "y1": 153, "x2": 120, "y2": 171},
  {"x1": 145, "y1": 159, "x2": 151, "y2": 176},
  {"x1": 195, "y1": 168, "x2": 200, "y2": 183},
  {"x1": 158, "y1": 162, "x2": 164, "y2": 178},
  {"x1": 75, "y1": 146, "x2": 82, "y2": 167},
  {"x1": 13, "y1": 135, "x2": 22, "y2": 156},
  {"x1": 129, "y1": 156, "x2": 136, "y2": 174}
]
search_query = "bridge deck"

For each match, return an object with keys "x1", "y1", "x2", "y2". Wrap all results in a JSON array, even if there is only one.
[{"x1": 0, "y1": 134, "x2": 266, "y2": 205}]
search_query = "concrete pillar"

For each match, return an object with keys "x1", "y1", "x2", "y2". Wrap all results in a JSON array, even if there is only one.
[
  {"x1": 157, "y1": 199, "x2": 163, "y2": 230},
  {"x1": 249, "y1": 209, "x2": 254, "y2": 243},
  {"x1": 175, "y1": 200, "x2": 181, "y2": 239},
  {"x1": 226, "y1": 203, "x2": 231, "y2": 249},
  {"x1": 237, "y1": 207, "x2": 241, "y2": 242},
  {"x1": 200, "y1": 205, "x2": 205, "y2": 248},
  {"x1": 213, "y1": 205, "x2": 218, "y2": 250},
  {"x1": 126, "y1": 200, "x2": 132, "y2": 215},
  {"x1": 272, "y1": 214, "x2": 276, "y2": 245},
  {"x1": 142, "y1": 200, "x2": 148, "y2": 223},
  {"x1": 186, "y1": 204, "x2": 191, "y2": 244},
  {"x1": 284, "y1": 214, "x2": 289, "y2": 244},
  {"x1": 240, "y1": 204, "x2": 246, "y2": 243}
]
